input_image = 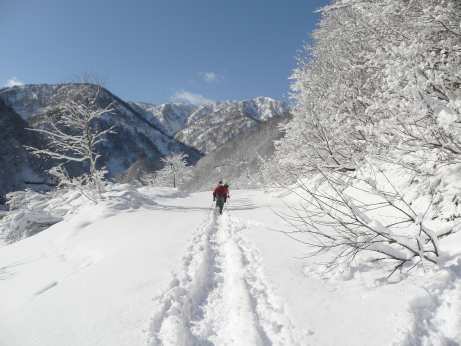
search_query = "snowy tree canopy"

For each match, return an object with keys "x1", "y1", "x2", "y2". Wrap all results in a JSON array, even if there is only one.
[
  {"x1": 275, "y1": 0, "x2": 461, "y2": 177},
  {"x1": 270, "y1": 0, "x2": 461, "y2": 274}
]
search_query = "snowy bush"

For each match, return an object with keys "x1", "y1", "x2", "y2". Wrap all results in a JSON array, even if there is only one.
[
  {"x1": 272, "y1": 0, "x2": 461, "y2": 275},
  {"x1": 281, "y1": 161, "x2": 461, "y2": 276},
  {"x1": 49, "y1": 165, "x2": 109, "y2": 203},
  {"x1": 0, "y1": 184, "x2": 158, "y2": 244}
]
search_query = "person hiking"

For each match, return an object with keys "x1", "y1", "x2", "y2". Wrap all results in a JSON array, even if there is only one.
[{"x1": 213, "y1": 181, "x2": 229, "y2": 214}]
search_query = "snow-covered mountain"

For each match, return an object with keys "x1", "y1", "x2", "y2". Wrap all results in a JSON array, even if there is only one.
[
  {"x1": 0, "y1": 83, "x2": 289, "y2": 196},
  {"x1": 187, "y1": 115, "x2": 289, "y2": 191},
  {"x1": 0, "y1": 84, "x2": 202, "y2": 180},
  {"x1": 131, "y1": 97, "x2": 290, "y2": 154},
  {"x1": 177, "y1": 97, "x2": 289, "y2": 154},
  {"x1": 129, "y1": 101, "x2": 197, "y2": 136}
]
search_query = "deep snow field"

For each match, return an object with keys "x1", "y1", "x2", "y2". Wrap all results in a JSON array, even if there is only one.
[{"x1": 0, "y1": 187, "x2": 460, "y2": 346}]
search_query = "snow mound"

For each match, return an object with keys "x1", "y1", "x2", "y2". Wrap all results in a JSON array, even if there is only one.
[{"x1": 0, "y1": 184, "x2": 157, "y2": 245}]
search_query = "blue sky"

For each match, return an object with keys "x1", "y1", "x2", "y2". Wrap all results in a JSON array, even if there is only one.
[{"x1": 1, "y1": 0, "x2": 328, "y2": 104}]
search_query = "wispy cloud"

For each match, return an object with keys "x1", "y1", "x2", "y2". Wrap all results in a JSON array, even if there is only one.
[
  {"x1": 5, "y1": 77, "x2": 24, "y2": 87},
  {"x1": 172, "y1": 91, "x2": 213, "y2": 105},
  {"x1": 199, "y1": 72, "x2": 221, "y2": 83}
]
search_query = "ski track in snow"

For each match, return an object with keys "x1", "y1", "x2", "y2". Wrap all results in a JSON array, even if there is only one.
[{"x1": 147, "y1": 211, "x2": 300, "y2": 346}]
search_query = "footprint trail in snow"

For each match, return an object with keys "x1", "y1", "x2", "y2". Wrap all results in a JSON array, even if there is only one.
[{"x1": 148, "y1": 212, "x2": 300, "y2": 346}]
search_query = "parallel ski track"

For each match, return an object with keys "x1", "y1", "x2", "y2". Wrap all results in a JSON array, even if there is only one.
[{"x1": 148, "y1": 211, "x2": 299, "y2": 346}]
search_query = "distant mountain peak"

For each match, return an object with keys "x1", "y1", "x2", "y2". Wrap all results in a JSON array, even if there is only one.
[{"x1": 130, "y1": 96, "x2": 289, "y2": 139}]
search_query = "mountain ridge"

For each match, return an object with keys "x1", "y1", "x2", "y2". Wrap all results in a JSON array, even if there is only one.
[
  {"x1": 131, "y1": 96, "x2": 290, "y2": 154},
  {"x1": 0, "y1": 83, "x2": 290, "y2": 195}
]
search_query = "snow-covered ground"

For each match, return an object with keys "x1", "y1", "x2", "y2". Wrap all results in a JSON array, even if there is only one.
[{"x1": 0, "y1": 187, "x2": 460, "y2": 346}]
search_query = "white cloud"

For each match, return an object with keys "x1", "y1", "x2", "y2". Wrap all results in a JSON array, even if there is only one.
[
  {"x1": 199, "y1": 72, "x2": 221, "y2": 83},
  {"x1": 171, "y1": 91, "x2": 213, "y2": 105},
  {"x1": 5, "y1": 77, "x2": 24, "y2": 87}
]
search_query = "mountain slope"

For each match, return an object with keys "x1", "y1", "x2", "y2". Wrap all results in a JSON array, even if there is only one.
[
  {"x1": 130, "y1": 97, "x2": 290, "y2": 154},
  {"x1": 0, "y1": 84, "x2": 202, "y2": 179},
  {"x1": 0, "y1": 99, "x2": 51, "y2": 197},
  {"x1": 187, "y1": 115, "x2": 289, "y2": 191},
  {"x1": 0, "y1": 84, "x2": 289, "y2": 196},
  {"x1": 129, "y1": 102, "x2": 197, "y2": 136},
  {"x1": 176, "y1": 97, "x2": 289, "y2": 154}
]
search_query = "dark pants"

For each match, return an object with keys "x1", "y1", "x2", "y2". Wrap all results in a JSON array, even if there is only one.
[{"x1": 215, "y1": 196, "x2": 226, "y2": 214}]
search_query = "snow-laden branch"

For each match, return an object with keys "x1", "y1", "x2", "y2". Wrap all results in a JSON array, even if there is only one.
[{"x1": 25, "y1": 86, "x2": 116, "y2": 199}]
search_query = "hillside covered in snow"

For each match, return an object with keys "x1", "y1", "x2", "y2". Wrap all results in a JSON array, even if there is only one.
[
  {"x1": 0, "y1": 84, "x2": 201, "y2": 182},
  {"x1": 131, "y1": 97, "x2": 289, "y2": 154},
  {"x1": 187, "y1": 115, "x2": 289, "y2": 191},
  {"x1": 0, "y1": 84, "x2": 289, "y2": 196}
]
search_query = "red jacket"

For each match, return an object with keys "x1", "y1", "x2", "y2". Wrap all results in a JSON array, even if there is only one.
[{"x1": 213, "y1": 185, "x2": 229, "y2": 199}]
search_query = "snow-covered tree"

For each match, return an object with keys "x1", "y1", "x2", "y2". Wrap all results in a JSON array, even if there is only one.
[
  {"x1": 48, "y1": 165, "x2": 109, "y2": 202},
  {"x1": 281, "y1": 162, "x2": 454, "y2": 276},
  {"x1": 26, "y1": 88, "x2": 115, "y2": 197},
  {"x1": 273, "y1": 0, "x2": 461, "y2": 275},
  {"x1": 276, "y1": 0, "x2": 461, "y2": 179},
  {"x1": 147, "y1": 153, "x2": 191, "y2": 188},
  {"x1": 370, "y1": 0, "x2": 461, "y2": 168}
]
